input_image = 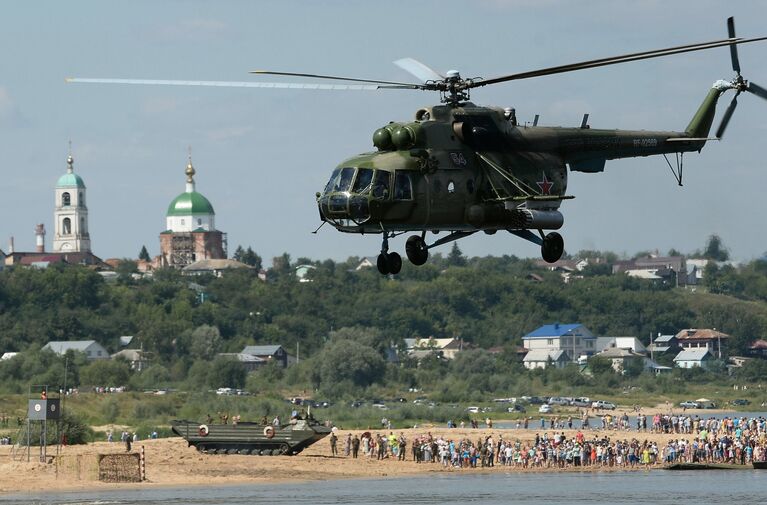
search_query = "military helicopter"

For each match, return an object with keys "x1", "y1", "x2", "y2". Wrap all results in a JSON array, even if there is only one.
[{"x1": 69, "y1": 18, "x2": 766, "y2": 275}]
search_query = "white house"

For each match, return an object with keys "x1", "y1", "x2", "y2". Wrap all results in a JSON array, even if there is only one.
[
  {"x1": 523, "y1": 349, "x2": 568, "y2": 369},
  {"x1": 596, "y1": 336, "x2": 647, "y2": 354},
  {"x1": 673, "y1": 348, "x2": 714, "y2": 369},
  {"x1": 403, "y1": 337, "x2": 465, "y2": 360},
  {"x1": 522, "y1": 323, "x2": 597, "y2": 363},
  {"x1": 43, "y1": 340, "x2": 109, "y2": 360}
]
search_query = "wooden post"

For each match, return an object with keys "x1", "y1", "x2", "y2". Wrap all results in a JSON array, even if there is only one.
[{"x1": 140, "y1": 445, "x2": 145, "y2": 481}]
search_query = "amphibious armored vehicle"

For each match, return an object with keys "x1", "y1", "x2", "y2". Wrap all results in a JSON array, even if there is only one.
[{"x1": 171, "y1": 417, "x2": 332, "y2": 456}]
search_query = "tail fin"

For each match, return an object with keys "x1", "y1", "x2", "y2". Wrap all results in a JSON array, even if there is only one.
[{"x1": 685, "y1": 82, "x2": 729, "y2": 138}]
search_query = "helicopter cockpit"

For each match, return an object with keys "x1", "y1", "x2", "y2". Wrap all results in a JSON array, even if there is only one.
[
  {"x1": 318, "y1": 165, "x2": 416, "y2": 230},
  {"x1": 318, "y1": 166, "x2": 391, "y2": 227}
]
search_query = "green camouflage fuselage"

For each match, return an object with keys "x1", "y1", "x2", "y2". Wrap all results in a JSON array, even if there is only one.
[{"x1": 317, "y1": 86, "x2": 721, "y2": 235}]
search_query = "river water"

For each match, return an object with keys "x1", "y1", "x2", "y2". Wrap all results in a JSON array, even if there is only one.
[
  {"x1": 494, "y1": 410, "x2": 767, "y2": 430},
  {"x1": 2, "y1": 470, "x2": 766, "y2": 505}
]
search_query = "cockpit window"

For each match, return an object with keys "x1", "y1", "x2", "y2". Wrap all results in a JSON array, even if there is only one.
[
  {"x1": 372, "y1": 170, "x2": 391, "y2": 200},
  {"x1": 394, "y1": 171, "x2": 413, "y2": 200},
  {"x1": 323, "y1": 168, "x2": 340, "y2": 194},
  {"x1": 352, "y1": 168, "x2": 373, "y2": 193},
  {"x1": 335, "y1": 167, "x2": 355, "y2": 192}
]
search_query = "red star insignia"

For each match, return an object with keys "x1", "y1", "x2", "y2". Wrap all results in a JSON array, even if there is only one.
[{"x1": 537, "y1": 172, "x2": 554, "y2": 195}]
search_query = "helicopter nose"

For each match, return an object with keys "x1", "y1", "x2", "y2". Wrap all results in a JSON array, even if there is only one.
[{"x1": 318, "y1": 192, "x2": 370, "y2": 223}]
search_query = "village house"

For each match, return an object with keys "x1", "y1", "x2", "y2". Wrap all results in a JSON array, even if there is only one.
[
  {"x1": 43, "y1": 340, "x2": 109, "y2": 360},
  {"x1": 111, "y1": 349, "x2": 151, "y2": 371},
  {"x1": 521, "y1": 323, "x2": 597, "y2": 368},
  {"x1": 673, "y1": 348, "x2": 715, "y2": 369},
  {"x1": 240, "y1": 344, "x2": 289, "y2": 368},
  {"x1": 403, "y1": 337, "x2": 465, "y2": 360},
  {"x1": 675, "y1": 328, "x2": 729, "y2": 359},
  {"x1": 217, "y1": 352, "x2": 267, "y2": 373},
  {"x1": 648, "y1": 334, "x2": 682, "y2": 359}
]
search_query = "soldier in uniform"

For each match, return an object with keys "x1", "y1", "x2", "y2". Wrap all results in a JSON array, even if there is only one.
[
  {"x1": 329, "y1": 431, "x2": 338, "y2": 456},
  {"x1": 351, "y1": 435, "x2": 360, "y2": 458}
]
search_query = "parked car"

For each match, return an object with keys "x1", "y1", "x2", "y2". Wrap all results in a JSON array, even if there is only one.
[
  {"x1": 572, "y1": 397, "x2": 591, "y2": 407},
  {"x1": 538, "y1": 404, "x2": 552, "y2": 414},
  {"x1": 731, "y1": 399, "x2": 750, "y2": 406},
  {"x1": 548, "y1": 396, "x2": 570, "y2": 406},
  {"x1": 466, "y1": 406, "x2": 480, "y2": 414},
  {"x1": 679, "y1": 401, "x2": 699, "y2": 409},
  {"x1": 591, "y1": 400, "x2": 616, "y2": 410},
  {"x1": 507, "y1": 404, "x2": 527, "y2": 413}
]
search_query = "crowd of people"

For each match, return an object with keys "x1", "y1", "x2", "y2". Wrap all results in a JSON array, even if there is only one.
[{"x1": 331, "y1": 413, "x2": 767, "y2": 469}]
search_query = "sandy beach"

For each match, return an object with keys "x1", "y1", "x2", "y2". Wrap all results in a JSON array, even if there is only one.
[{"x1": 0, "y1": 423, "x2": 713, "y2": 495}]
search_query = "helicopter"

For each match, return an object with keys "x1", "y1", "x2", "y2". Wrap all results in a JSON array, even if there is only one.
[{"x1": 68, "y1": 17, "x2": 766, "y2": 275}]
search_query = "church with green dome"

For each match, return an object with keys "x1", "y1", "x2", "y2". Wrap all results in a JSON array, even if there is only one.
[
  {"x1": 53, "y1": 154, "x2": 91, "y2": 253},
  {"x1": 159, "y1": 158, "x2": 226, "y2": 267}
]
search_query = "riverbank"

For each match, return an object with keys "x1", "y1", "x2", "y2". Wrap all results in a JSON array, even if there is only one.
[{"x1": 0, "y1": 426, "x2": 726, "y2": 494}]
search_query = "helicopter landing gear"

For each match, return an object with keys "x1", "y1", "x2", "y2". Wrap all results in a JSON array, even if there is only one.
[
  {"x1": 541, "y1": 231, "x2": 564, "y2": 263},
  {"x1": 405, "y1": 234, "x2": 429, "y2": 266},
  {"x1": 377, "y1": 232, "x2": 402, "y2": 275},
  {"x1": 377, "y1": 252, "x2": 402, "y2": 275}
]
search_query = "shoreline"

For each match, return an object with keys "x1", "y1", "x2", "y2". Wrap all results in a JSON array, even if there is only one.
[{"x1": 0, "y1": 426, "x2": 732, "y2": 495}]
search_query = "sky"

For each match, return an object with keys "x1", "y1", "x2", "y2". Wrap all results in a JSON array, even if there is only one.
[{"x1": 2, "y1": 0, "x2": 766, "y2": 264}]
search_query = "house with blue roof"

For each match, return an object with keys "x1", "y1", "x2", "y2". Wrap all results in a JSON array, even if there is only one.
[{"x1": 522, "y1": 323, "x2": 596, "y2": 368}]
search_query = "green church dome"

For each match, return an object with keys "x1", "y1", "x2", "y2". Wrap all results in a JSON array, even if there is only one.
[
  {"x1": 166, "y1": 191, "x2": 215, "y2": 217},
  {"x1": 57, "y1": 155, "x2": 85, "y2": 188},
  {"x1": 56, "y1": 172, "x2": 86, "y2": 188}
]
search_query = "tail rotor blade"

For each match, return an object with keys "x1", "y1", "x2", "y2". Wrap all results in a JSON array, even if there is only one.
[
  {"x1": 727, "y1": 17, "x2": 742, "y2": 74},
  {"x1": 747, "y1": 81, "x2": 767, "y2": 100},
  {"x1": 716, "y1": 95, "x2": 739, "y2": 139}
]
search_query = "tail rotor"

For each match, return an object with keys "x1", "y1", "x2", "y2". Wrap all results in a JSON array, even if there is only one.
[{"x1": 716, "y1": 17, "x2": 767, "y2": 139}]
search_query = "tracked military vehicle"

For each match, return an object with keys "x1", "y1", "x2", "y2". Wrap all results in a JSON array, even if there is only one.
[{"x1": 171, "y1": 417, "x2": 332, "y2": 456}]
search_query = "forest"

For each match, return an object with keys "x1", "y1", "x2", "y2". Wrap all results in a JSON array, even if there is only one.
[{"x1": 1, "y1": 237, "x2": 767, "y2": 405}]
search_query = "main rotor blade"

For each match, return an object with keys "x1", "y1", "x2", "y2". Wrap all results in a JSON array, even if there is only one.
[
  {"x1": 747, "y1": 81, "x2": 767, "y2": 100},
  {"x1": 727, "y1": 17, "x2": 741, "y2": 74},
  {"x1": 473, "y1": 36, "x2": 767, "y2": 88},
  {"x1": 65, "y1": 77, "x2": 415, "y2": 91},
  {"x1": 393, "y1": 58, "x2": 444, "y2": 83},
  {"x1": 249, "y1": 70, "x2": 421, "y2": 88},
  {"x1": 715, "y1": 94, "x2": 738, "y2": 139}
]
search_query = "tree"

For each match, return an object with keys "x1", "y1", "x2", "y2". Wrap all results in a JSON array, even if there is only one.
[
  {"x1": 271, "y1": 253, "x2": 291, "y2": 274},
  {"x1": 189, "y1": 324, "x2": 222, "y2": 359},
  {"x1": 317, "y1": 339, "x2": 385, "y2": 390},
  {"x1": 703, "y1": 234, "x2": 730, "y2": 261},
  {"x1": 138, "y1": 245, "x2": 151, "y2": 262},
  {"x1": 588, "y1": 356, "x2": 614, "y2": 376},
  {"x1": 208, "y1": 356, "x2": 247, "y2": 389},
  {"x1": 233, "y1": 245, "x2": 262, "y2": 270},
  {"x1": 447, "y1": 243, "x2": 467, "y2": 267},
  {"x1": 79, "y1": 359, "x2": 131, "y2": 387}
]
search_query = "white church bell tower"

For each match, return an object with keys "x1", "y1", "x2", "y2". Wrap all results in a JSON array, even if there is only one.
[{"x1": 53, "y1": 153, "x2": 91, "y2": 253}]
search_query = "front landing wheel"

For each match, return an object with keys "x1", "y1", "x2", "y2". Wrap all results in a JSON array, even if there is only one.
[
  {"x1": 377, "y1": 252, "x2": 402, "y2": 275},
  {"x1": 541, "y1": 232, "x2": 564, "y2": 263},
  {"x1": 406, "y1": 235, "x2": 429, "y2": 266}
]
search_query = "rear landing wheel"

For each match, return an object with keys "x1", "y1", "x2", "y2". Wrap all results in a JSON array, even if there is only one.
[
  {"x1": 541, "y1": 232, "x2": 564, "y2": 263},
  {"x1": 377, "y1": 252, "x2": 402, "y2": 275},
  {"x1": 376, "y1": 253, "x2": 390, "y2": 275},
  {"x1": 406, "y1": 235, "x2": 429, "y2": 266}
]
